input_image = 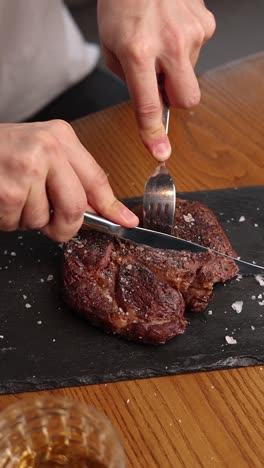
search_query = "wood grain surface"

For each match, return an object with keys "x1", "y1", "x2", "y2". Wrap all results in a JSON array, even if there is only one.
[{"x1": 1, "y1": 53, "x2": 264, "y2": 467}]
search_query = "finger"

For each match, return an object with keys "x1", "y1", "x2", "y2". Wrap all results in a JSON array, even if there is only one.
[
  {"x1": 190, "y1": 47, "x2": 200, "y2": 68},
  {"x1": 120, "y1": 57, "x2": 171, "y2": 161},
  {"x1": 42, "y1": 161, "x2": 88, "y2": 242},
  {"x1": 0, "y1": 182, "x2": 25, "y2": 231},
  {"x1": 55, "y1": 134, "x2": 139, "y2": 228},
  {"x1": 187, "y1": 4, "x2": 216, "y2": 42},
  {"x1": 102, "y1": 45, "x2": 126, "y2": 81},
  {"x1": 163, "y1": 59, "x2": 201, "y2": 109},
  {"x1": 19, "y1": 181, "x2": 50, "y2": 231},
  {"x1": 0, "y1": 213, "x2": 21, "y2": 231}
]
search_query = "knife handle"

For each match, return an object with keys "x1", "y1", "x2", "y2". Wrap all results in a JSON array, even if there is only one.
[{"x1": 82, "y1": 212, "x2": 120, "y2": 235}]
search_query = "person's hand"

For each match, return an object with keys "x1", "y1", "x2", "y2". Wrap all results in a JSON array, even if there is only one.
[
  {"x1": 0, "y1": 120, "x2": 138, "y2": 242},
  {"x1": 98, "y1": 0, "x2": 215, "y2": 161}
]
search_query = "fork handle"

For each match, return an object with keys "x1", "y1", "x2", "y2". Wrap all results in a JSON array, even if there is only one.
[
  {"x1": 158, "y1": 74, "x2": 170, "y2": 135},
  {"x1": 162, "y1": 100, "x2": 170, "y2": 135}
]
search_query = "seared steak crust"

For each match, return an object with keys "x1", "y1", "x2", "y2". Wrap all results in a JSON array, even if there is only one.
[{"x1": 63, "y1": 199, "x2": 238, "y2": 344}]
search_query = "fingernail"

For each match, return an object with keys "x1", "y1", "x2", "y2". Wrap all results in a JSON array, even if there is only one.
[{"x1": 152, "y1": 141, "x2": 171, "y2": 161}]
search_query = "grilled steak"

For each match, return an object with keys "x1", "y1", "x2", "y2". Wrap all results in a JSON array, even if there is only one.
[{"x1": 63, "y1": 199, "x2": 238, "y2": 344}]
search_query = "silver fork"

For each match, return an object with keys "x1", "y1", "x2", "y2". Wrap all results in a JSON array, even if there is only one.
[{"x1": 143, "y1": 90, "x2": 176, "y2": 235}]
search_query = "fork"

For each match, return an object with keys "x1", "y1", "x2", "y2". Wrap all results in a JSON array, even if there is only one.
[{"x1": 143, "y1": 88, "x2": 176, "y2": 235}]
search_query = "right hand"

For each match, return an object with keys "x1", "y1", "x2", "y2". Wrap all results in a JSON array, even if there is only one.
[
  {"x1": 0, "y1": 120, "x2": 138, "y2": 242},
  {"x1": 98, "y1": 0, "x2": 216, "y2": 161}
]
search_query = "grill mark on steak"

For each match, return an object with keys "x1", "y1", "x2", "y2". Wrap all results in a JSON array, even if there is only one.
[{"x1": 63, "y1": 199, "x2": 238, "y2": 344}]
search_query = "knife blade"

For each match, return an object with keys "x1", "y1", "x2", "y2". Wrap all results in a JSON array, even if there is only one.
[{"x1": 82, "y1": 212, "x2": 264, "y2": 276}]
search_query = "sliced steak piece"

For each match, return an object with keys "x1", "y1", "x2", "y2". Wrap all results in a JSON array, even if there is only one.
[{"x1": 63, "y1": 199, "x2": 238, "y2": 344}]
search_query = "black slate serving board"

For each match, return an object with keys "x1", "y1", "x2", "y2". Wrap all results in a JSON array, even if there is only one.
[{"x1": 0, "y1": 186, "x2": 264, "y2": 395}]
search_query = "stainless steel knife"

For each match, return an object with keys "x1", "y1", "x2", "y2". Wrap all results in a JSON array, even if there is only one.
[{"x1": 82, "y1": 212, "x2": 264, "y2": 276}]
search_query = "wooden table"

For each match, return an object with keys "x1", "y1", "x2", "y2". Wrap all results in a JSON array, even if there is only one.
[{"x1": 1, "y1": 53, "x2": 264, "y2": 467}]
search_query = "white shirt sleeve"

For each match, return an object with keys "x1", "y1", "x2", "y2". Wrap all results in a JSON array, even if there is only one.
[{"x1": 0, "y1": 0, "x2": 99, "y2": 122}]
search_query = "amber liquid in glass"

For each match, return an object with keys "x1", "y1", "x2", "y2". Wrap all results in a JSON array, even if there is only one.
[{"x1": 11, "y1": 445, "x2": 107, "y2": 468}]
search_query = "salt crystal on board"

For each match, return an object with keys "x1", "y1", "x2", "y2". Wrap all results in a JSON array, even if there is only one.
[
  {"x1": 255, "y1": 275, "x2": 264, "y2": 286},
  {"x1": 231, "y1": 301, "x2": 243, "y2": 314},
  {"x1": 225, "y1": 336, "x2": 237, "y2": 345},
  {"x1": 239, "y1": 216, "x2": 245, "y2": 222}
]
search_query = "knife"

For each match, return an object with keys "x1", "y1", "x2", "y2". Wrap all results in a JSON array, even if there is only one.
[{"x1": 82, "y1": 212, "x2": 264, "y2": 276}]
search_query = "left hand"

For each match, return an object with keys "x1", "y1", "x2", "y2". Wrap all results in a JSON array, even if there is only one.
[{"x1": 97, "y1": 0, "x2": 215, "y2": 161}]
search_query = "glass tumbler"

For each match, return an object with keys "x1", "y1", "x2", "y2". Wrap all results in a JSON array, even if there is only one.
[{"x1": 0, "y1": 396, "x2": 125, "y2": 467}]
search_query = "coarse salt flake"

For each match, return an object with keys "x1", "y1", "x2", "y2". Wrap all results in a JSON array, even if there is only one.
[
  {"x1": 258, "y1": 300, "x2": 264, "y2": 306},
  {"x1": 10, "y1": 252, "x2": 16, "y2": 256},
  {"x1": 183, "y1": 213, "x2": 195, "y2": 223},
  {"x1": 254, "y1": 223, "x2": 259, "y2": 227},
  {"x1": 47, "y1": 275, "x2": 54, "y2": 281},
  {"x1": 25, "y1": 303, "x2": 31, "y2": 308},
  {"x1": 208, "y1": 310, "x2": 213, "y2": 315},
  {"x1": 251, "y1": 325, "x2": 255, "y2": 331},
  {"x1": 225, "y1": 335, "x2": 237, "y2": 345},
  {"x1": 258, "y1": 294, "x2": 262, "y2": 299},
  {"x1": 126, "y1": 399, "x2": 130, "y2": 404},
  {"x1": 37, "y1": 320, "x2": 42, "y2": 325},
  {"x1": 0, "y1": 335, "x2": 4, "y2": 339},
  {"x1": 231, "y1": 301, "x2": 243, "y2": 314},
  {"x1": 239, "y1": 216, "x2": 245, "y2": 222},
  {"x1": 255, "y1": 275, "x2": 264, "y2": 286},
  {"x1": 22, "y1": 295, "x2": 27, "y2": 300}
]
